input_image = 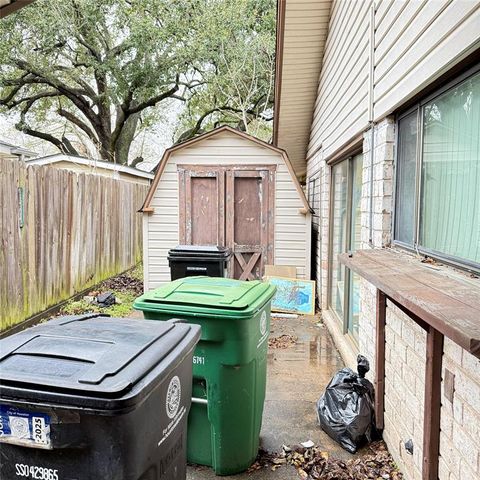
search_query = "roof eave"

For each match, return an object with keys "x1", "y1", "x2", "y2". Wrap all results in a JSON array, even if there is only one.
[{"x1": 273, "y1": 0, "x2": 332, "y2": 179}]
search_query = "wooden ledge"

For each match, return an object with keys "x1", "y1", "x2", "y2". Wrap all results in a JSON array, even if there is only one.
[{"x1": 339, "y1": 249, "x2": 480, "y2": 358}]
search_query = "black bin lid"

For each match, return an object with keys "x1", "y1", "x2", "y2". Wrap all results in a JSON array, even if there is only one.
[
  {"x1": 0, "y1": 314, "x2": 197, "y2": 404},
  {"x1": 168, "y1": 245, "x2": 232, "y2": 260}
]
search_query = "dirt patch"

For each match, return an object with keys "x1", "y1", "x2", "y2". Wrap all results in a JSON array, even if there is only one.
[
  {"x1": 268, "y1": 334, "x2": 297, "y2": 349},
  {"x1": 99, "y1": 270, "x2": 144, "y2": 296},
  {"x1": 248, "y1": 441, "x2": 403, "y2": 479}
]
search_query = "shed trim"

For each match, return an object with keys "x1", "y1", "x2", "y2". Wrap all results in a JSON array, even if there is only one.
[
  {"x1": 26, "y1": 154, "x2": 154, "y2": 180},
  {"x1": 140, "y1": 125, "x2": 310, "y2": 212}
]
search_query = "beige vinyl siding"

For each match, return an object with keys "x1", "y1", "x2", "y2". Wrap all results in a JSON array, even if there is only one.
[
  {"x1": 307, "y1": 0, "x2": 479, "y2": 161},
  {"x1": 145, "y1": 131, "x2": 309, "y2": 289},
  {"x1": 373, "y1": 0, "x2": 480, "y2": 118},
  {"x1": 142, "y1": 214, "x2": 150, "y2": 290},
  {"x1": 145, "y1": 161, "x2": 180, "y2": 288},
  {"x1": 308, "y1": 0, "x2": 372, "y2": 159}
]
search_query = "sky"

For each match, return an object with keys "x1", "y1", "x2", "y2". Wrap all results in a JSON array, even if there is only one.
[{"x1": 0, "y1": 101, "x2": 184, "y2": 172}]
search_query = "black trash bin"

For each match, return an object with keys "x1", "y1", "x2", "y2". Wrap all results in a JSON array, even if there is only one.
[
  {"x1": 0, "y1": 313, "x2": 200, "y2": 480},
  {"x1": 168, "y1": 245, "x2": 232, "y2": 280}
]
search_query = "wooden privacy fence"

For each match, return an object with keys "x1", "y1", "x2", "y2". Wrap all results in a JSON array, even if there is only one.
[{"x1": 0, "y1": 159, "x2": 148, "y2": 330}]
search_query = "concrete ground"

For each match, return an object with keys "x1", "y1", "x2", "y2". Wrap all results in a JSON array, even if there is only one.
[{"x1": 187, "y1": 314, "x2": 352, "y2": 479}]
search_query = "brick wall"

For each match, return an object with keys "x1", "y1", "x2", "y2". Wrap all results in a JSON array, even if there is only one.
[
  {"x1": 306, "y1": 116, "x2": 480, "y2": 480},
  {"x1": 439, "y1": 339, "x2": 480, "y2": 479},
  {"x1": 360, "y1": 284, "x2": 427, "y2": 480},
  {"x1": 357, "y1": 120, "x2": 480, "y2": 480}
]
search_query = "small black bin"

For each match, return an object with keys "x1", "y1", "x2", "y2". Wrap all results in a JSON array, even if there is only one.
[
  {"x1": 168, "y1": 245, "x2": 232, "y2": 280},
  {"x1": 0, "y1": 313, "x2": 200, "y2": 480}
]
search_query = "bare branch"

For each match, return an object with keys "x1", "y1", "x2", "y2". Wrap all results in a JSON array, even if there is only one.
[
  {"x1": 2, "y1": 91, "x2": 61, "y2": 109},
  {"x1": 15, "y1": 121, "x2": 74, "y2": 155},
  {"x1": 127, "y1": 84, "x2": 179, "y2": 115},
  {"x1": 57, "y1": 108, "x2": 98, "y2": 143}
]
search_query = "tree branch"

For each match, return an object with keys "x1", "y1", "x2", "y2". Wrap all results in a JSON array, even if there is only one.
[
  {"x1": 2, "y1": 91, "x2": 61, "y2": 108},
  {"x1": 127, "y1": 84, "x2": 179, "y2": 115},
  {"x1": 57, "y1": 108, "x2": 98, "y2": 143},
  {"x1": 0, "y1": 74, "x2": 30, "y2": 105},
  {"x1": 16, "y1": 121, "x2": 77, "y2": 155},
  {"x1": 12, "y1": 60, "x2": 104, "y2": 135},
  {"x1": 61, "y1": 136, "x2": 80, "y2": 156}
]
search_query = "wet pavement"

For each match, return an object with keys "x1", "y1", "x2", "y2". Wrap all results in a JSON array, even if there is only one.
[{"x1": 187, "y1": 314, "x2": 350, "y2": 479}]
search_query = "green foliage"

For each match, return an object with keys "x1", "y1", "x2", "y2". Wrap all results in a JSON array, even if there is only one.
[
  {"x1": 127, "y1": 263, "x2": 144, "y2": 282},
  {"x1": 0, "y1": 0, "x2": 276, "y2": 161},
  {"x1": 60, "y1": 292, "x2": 137, "y2": 318},
  {"x1": 177, "y1": 0, "x2": 276, "y2": 142},
  {"x1": 58, "y1": 263, "x2": 145, "y2": 317}
]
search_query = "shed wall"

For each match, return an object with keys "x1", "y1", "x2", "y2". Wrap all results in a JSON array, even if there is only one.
[{"x1": 144, "y1": 131, "x2": 309, "y2": 289}]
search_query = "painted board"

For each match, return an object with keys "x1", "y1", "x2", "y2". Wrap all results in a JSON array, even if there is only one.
[
  {"x1": 264, "y1": 276, "x2": 315, "y2": 316},
  {"x1": 264, "y1": 265, "x2": 296, "y2": 278}
]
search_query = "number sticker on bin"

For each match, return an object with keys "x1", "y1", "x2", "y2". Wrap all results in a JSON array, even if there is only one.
[{"x1": 0, "y1": 405, "x2": 51, "y2": 449}]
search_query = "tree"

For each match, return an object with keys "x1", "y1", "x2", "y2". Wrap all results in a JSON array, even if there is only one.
[
  {"x1": 176, "y1": 0, "x2": 276, "y2": 143},
  {"x1": 0, "y1": 0, "x2": 276, "y2": 164}
]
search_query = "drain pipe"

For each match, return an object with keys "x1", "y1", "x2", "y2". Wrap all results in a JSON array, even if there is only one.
[{"x1": 367, "y1": 2, "x2": 376, "y2": 247}]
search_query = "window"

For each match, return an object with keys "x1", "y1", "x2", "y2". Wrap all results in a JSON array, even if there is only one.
[
  {"x1": 329, "y1": 153, "x2": 363, "y2": 340},
  {"x1": 330, "y1": 161, "x2": 348, "y2": 322},
  {"x1": 395, "y1": 68, "x2": 480, "y2": 270},
  {"x1": 308, "y1": 175, "x2": 321, "y2": 285}
]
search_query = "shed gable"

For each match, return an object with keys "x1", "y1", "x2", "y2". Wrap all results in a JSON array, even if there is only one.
[
  {"x1": 140, "y1": 126, "x2": 309, "y2": 212},
  {"x1": 142, "y1": 126, "x2": 312, "y2": 289}
]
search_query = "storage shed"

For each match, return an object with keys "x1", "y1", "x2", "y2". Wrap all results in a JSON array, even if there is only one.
[{"x1": 140, "y1": 126, "x2": 311, "y2": 289}]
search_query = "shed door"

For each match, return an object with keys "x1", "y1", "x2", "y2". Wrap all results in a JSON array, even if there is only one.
[
  {"x1": 178, "y1": 169, "x2": 225, "y2": 246},
  {"x1": 226, "y1": 169, "x2": 274, "y2": 280},
  {"x1": 179, "y1": 166, "x2": 274, "y2": 279}
]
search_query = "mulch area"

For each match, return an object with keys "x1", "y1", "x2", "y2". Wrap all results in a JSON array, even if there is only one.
[
  {"x1": 99, "y1": 271, "x2": 144, "y2": 296},
  {"x1": 248, "y1": 441, "x2": 403, "y2": 479}
]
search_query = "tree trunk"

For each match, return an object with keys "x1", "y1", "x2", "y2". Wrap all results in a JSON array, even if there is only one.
[{"x1": 114, "y1": 113, "x2": 140, "y2": 165}]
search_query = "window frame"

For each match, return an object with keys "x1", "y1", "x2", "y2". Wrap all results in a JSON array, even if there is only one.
[
  {"x1": 307, "y1": 174, "x2": 320, "y2": 219},
  {"x1": 392, "y1": 64, "x2": 480, "y2": 273},
  {"x1": 327, "y1": 152, "x2": 362, "y2": 342}
]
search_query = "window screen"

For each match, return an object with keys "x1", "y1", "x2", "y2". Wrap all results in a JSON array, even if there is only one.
[
  {"x1": 420, "y1": 72, "x2": 480, "y2": 264},
  {"x1": 394, "y1": 69, "x2": 480, "y2": 268}
]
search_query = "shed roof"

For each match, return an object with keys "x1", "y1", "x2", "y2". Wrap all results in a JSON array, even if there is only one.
[
  {"x1": 0, "y1": 139, "x2": 37, "y2": 157},
  {"x1": 26, "y1": 153, "x2": 154, "y2": 180},
  {"x1": 140, "y1": 125, "x2": 309, "y2": 212},
  {"x1": 273, "y1": 0, "x2": 332, "y2": 179}
]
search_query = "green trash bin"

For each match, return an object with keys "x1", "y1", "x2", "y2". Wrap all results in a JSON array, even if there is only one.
[{"x1": 133, "y1": 276, "x2": 276, "y2": 475}]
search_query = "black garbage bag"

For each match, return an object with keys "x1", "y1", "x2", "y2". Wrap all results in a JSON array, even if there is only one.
[
  {"x1": 95, "y1": 292, "x2": 116, "y2": 307},
  {"x1": 316, "y1": 354, "x2": 376, "y2": 454}
]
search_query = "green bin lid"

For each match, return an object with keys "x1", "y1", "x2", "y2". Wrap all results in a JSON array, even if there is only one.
[{"x1": 134, "y1": 277, "x2": 276, "y2": 318}]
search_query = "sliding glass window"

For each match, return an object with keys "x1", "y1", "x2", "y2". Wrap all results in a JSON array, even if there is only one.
[
  {"x1": 329, "y1": 153, "x2": 363, "y2": 341},
  {"x1": 330, "y1": 162, "x2": 348, "y2": 322},
  {"x1": 394, "y1": 68, "x2": 480, "y2": 270}
]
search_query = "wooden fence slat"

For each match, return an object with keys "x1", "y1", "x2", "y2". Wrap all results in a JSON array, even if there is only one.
[{"x1": 0, "y1": 158, "x2": 148, "y2": 330}]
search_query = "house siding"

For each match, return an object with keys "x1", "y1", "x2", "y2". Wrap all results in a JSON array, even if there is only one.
[
  {"x1": 308, "y1": 0, "x2": 479, "y2": 160},
  {"x1": 308, "y1": 0, "x2": 372, "y2": 159},
  {"x1": 303, "y1": 1, "x2": 480, "y2": 479},
  {"x1": 145, "y1": 131, "x2": 309, "y2": 289},
  {"x1": 373, "y1": 0, "x2": 480, "y2": 119}
]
